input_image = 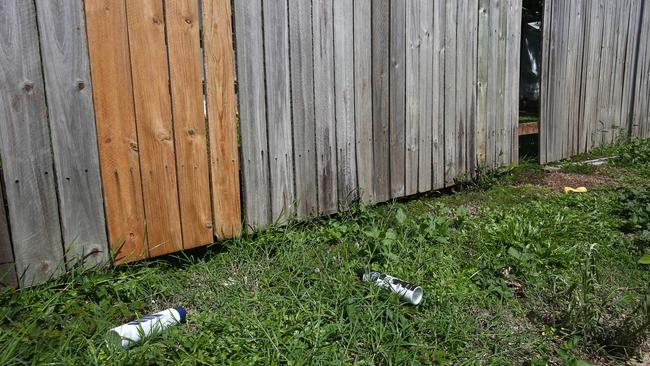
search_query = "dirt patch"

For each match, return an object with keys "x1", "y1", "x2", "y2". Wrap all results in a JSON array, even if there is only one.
[{"x1": 541, "y1": 172, "x2": 618, "y2": 192}]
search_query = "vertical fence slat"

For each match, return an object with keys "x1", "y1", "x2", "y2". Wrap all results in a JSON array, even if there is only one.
[
  {"x1": 35, "y1": 0, "x2": 108, "y2": 268},
  {"x1": 289, "y1": 0, "x2": 318, "y2": 216},
  {"x1": 418, "y1": 0, "x2": 433, "y2": 192},
  {"x1": 405, "y1": 0, "x2": 419, "y2": 196},
  {"x1": 202, "y1": 0, "x2": 242, "y2": 238},
  {"x1": 388, "y1": 0, "x2": 406, "y2": 199},
  {"x1": 334, "y1": 0, "x2": 357, "y2": 209},
  {"x1": 444, "y1": 0, "x2": 457, "y2": 185},
  {"x1": 467, "y1": 0, "x2": 479, "y2": 175},
  {"x1": 354, "y1": 0, "x2": 374, "y2": 203},
  {"x1": 85, "y1": 0, "x2": 147, "y2": 264},
  {"x1": 263, "y1": 0, "x2": 295, "y2": 222},
  {"x1": 372, "y1": 0, "x2": 391, "y2": 202},
  {"x1": 234, "y1": 0, "x2": 270, "y2": 229},
  {"x1": 125, "y1": 0, "x2": 182, "y2": 257},
  {"x1": 456, "y1": 0, "x2": 468, "y2": 176},
  {"x1": 313, "y1": 0, "x2": 338, "y2": 214},
  {"x1": 477, "y1": 0, "x2": 489, "y2": 167},
  {"x1": 165, "y1": 0, "x2": 213, "y2": 247},
  {"x1": 0, "y1": 184, "x2": 18, "y2": 287},
  {"x1": 432, "y1": 0, "x2": 446, "y2": 189},
  {"x1": 0, "y1": 0, "x2": 65, "y2": 285}
]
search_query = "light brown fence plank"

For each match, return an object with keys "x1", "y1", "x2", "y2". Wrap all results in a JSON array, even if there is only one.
[
  {"x1": 233, "y1": 0, "x2": 270, "y2": 229},
  {"x1": 125, "y1": 0, "x2": 182, "y2": 257},
  {"x1": 313, "y1": 0, "x2": 338, "y2": 214},
  {"x1": 354, "y1": 0, "x2": 374, "y2": 203},
  {"x1": 289, "y1": 0, "x2": 318, "y2": 216},
  {"x1": 85, "y1": 0, "x2": 147, "y2": 264},
  {"x1": 0, "y1": 0, "x2": 65, "y2": 285},
  {"x1": 334, "y1": 0, "x2": 358, "y2": 209},
  {"x1": 35, "y1": 0, "x2": 108, "y2": 268},
  {"x1": 202, "y1": 0, "x2": 241, "y2": 239},
  {"x1": 165, "y1": 0, "x2": 213, "y2": 247}
]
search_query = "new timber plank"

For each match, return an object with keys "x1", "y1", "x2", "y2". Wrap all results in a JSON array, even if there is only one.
[
  {"x1": 125, "y1": 0, "x2": 182, "y2": 257},
  {"x1": 372, "y1": 0, "x2": 391, "y2": 202},
  {"x1": 313, "y1": 0, "x2": 338, "y2": 214},
  {"x1": 85, "y1": 0, "x2": 147, "y2": 263},
  {"x1": 35, "y1": 0, "x2": 108, "y2": 267},
  {"x1": 334, "y1": 0, "x2": 358, "y2": 209},
  {"x1": 405, "y1": 0, "x2": 419, "y2": 196},
  {"x1": 165, "y1": 0, "x2": 213, "y2": 247},
  {"x1": 202, "y1": 0, "x2": 241, "y2": 238},
  {"x1": 354, "y1": 0, "x2": 374, "y2": 203},
  {"x1": 263, "y1": 0, "x2": 295, "y2": 222},
  {"x1": 289, "y1": 0, "x2": 318, "y2": 215},
  {"x1": 233, "y1": 0, "x2": 270, "y2": 229},
  {"x1": 0, "y1": 0, "x2": 65, "y2": 285}
]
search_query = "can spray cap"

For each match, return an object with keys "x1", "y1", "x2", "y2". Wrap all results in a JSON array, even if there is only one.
[
  {"x1": 355, "y1": 268, "x2": 366, "y2": 280},
  {"x1": 174, "y1": 307, "x2": 187, "y2": 323}
]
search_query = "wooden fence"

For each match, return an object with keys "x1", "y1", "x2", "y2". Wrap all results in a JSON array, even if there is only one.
[
  {"x1": 235, "y1": 0, "x2": 522, "y2": 227},
  {"x1": 540, "y1": 0, "x2": 650, "y2": 163},
  {"x1": 19, "y1": 0, "x2": 650, "y2": 287}
]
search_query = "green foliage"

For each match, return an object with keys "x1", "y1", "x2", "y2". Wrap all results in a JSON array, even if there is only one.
[
  {"x1": 614, "y1": 138, "x2": 650, "y2": 166},
  {"x1": 2, "y1": 141, "x2": 650, "y2": 364}
]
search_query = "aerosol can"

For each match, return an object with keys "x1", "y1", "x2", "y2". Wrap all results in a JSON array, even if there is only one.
[
  {"x1": 356, "y1": 269, "x2": 423, "y2": 305},
  {"x1": 107, "y1": 307, "x2": 186, "y2": 348}
]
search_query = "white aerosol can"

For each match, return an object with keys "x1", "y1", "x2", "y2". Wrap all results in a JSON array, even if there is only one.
[
  {"x1": 107, "y1": 307, "x2": 186, "y2": 348},
  {"x1": 357, "y1": 269, "x2": 423, "y2": 305}
]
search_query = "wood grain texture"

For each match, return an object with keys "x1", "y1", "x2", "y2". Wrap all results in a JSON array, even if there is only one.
[
  {"x1": 477, "y1": 0, "x2": 489, "y2": 167},
  {"x1": 165, "y1": 0, "x2": 213, "y2": 247},
  {"x1": 405, "y1": 0, "x2": 419, "y2": 196},
  {"x1": 263, "y1": 0, "x2": 295, "y2": 222},
  {"x1": 35, "y1": 0, "x2": 108, "y2": 268},
  {"x1": 313, "y1": 0, "x2": 338, "y2": 214},
  {"x1": 372, "y1": 0, "x2": 391, "y2": 202},
  {"x1": 85, "y1": 0, "x2": 147, "y2": 264},
  {"x1": 202, "y1": 0, "x2": 241, "y2": 238},
  {"x1": 432, "y1": 0, "x2": 446, "y2": 189},
  {"x1": 444, "y1": 0, "x2": 458, "y2": 185},
  {"x1": 418, "y1": 0, "x2": 433, "y2": 192},
  {"x1": 233, "y1": 0, "x2": 270, "y2": 229},
  {"x1": 334, "y1": 0, "x2": 358, "y2": 209},
  {"x1": 390, "y1": 0, "x2": 406, "y2": 198},
  {"x1": 125, "y1": 0, "x2": 182, "y2": 257},
  {"x1": 354, "y1": 0, "x2": 374, "y2": 203},
  {"x1": 467, "y1": 0, "x2": 479, "y2": 175},
  {"x1": 289, "y1": 0, "x2": 318, "y2": 216},
  {"x1": 0, "y1": 180, "x2": 18, "y2": 288},
  {"x1": 0, "y1": 0, "x2": 65, "y2": 285}
]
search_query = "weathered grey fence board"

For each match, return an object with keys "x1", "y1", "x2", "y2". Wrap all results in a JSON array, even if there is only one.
[
  {"x1": 289, "y1": 0, "x2": 318, "y2": 217},
  {"x1": 477, "y1": 0, "x2": 489, "y2": 167},
  {"x1": 372, "y1": 0, "x2": 391, "y2": 201},
  {"x1": 0, "y1": 183, "x2": 18, "y2": 287},
  {"x1": 0, "y1": 0, "x2": 65, "y2": 286},
  {"x1": 432, "y1": 0, "x2": 446, "y2": 189},
  {"x1": 444, "y1": 0, "x2": 457, "y2": 186},
  {"x1": 263, "y1": 0, "x2": 295, "y2": 222},
  {"x1": 456, "y1": 0, "x2": 469, "y2": 176},
  {"x1": 354, "y1": 0, "x2": 374, "y2": 203},
  {"x1": 541, "y1": 0, "x2": 649, "y2": 163},
  {"x1": 389, "y1": 0, "x2": 406, "y2": 199},
  {"x1": 234, "y1": 0, "x2": 271, "y2": 228},
  {"x1": 418, "y1": 0, "x2": 434, "y2": 192},
  {"x1": 35, "y1": 0, "x2": 108, "y2": 268},
  {"x1": 405, "y1": 0, "x2": 419, "y2": 196},
  {"x1": 313, "y1": 0, "x2": 338, "y2": 214},
  {"x1": 334, "y1": 0, "x2": 358, "y2": 209}
]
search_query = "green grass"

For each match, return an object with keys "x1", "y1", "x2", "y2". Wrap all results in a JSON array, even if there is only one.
[{"x1": 1, "y1": 140, "x2": 650, "y2": 365}]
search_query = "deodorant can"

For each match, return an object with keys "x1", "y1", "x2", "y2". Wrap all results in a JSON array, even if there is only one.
[
  {"x1": 107, "y1": 307, "x2": 186, "y2": 348},
  {"x1": 356, "y1": 269, "x2": 423, "y2": 305}
]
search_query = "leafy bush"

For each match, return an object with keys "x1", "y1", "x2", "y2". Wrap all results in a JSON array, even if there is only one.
[{"x1": 614, "y1": 138, "x2": 650, "y2": 166}]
